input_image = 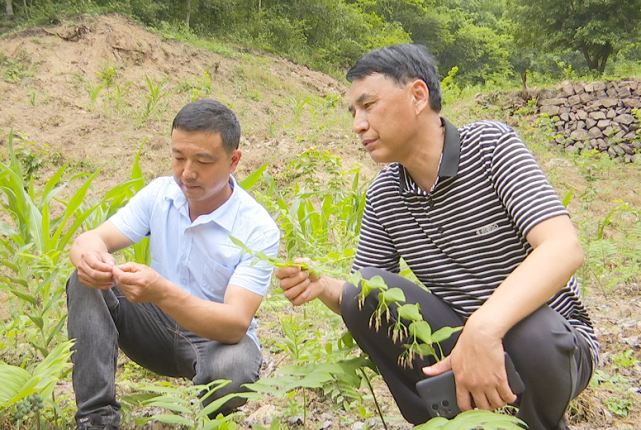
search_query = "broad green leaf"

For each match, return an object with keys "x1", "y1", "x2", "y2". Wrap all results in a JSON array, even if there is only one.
[
  {"x1": 239, "y1": 163, "x2": 267, "y2": 190},
  {"x1": 364, "y1": 275, "x2": 388, "y2": 291},
  {"x1": 409, "y1": 320, "x2": 433, "y2": 344},
  {"x1": 144, "y1": 414, "x2": 192, "y2": 426},
  {"x1": 380, "y1": 287, "x2": 406, "y2": 304},
  {"x1": 431, "y1": 326, "x2": 463, "y2": 344},
  {"x1": 397, "y1": 303, "x2": 422, "y2": 322}
]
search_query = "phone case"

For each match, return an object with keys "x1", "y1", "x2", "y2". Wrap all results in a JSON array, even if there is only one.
[{"x1": 415, "y1": 353, "x2": 525, "y2": 419}]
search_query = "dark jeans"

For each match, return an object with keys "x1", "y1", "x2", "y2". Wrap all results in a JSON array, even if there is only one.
[
  {"x1": 66, "y1": 271, "x2": 262, "y2": 427},
  {"x1": 341, "y1": 267, "x2": 594, "y2": 430}
]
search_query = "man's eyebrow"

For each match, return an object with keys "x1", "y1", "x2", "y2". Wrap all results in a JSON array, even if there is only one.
[
  {"x1": 347, "y1": 93, "x2": 372, "y2": 114},
  {"x1": 171, "y1": 148, "x2": 216, "y2": 160}
]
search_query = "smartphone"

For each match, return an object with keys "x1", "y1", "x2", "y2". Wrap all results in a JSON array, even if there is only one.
[{"x1": 415, "y1": 353, "x2": 525, "y2": 419}]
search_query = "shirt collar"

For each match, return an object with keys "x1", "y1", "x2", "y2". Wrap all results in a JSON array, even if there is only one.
[
  {"x1": 400, "y1": 117, "x2": 460, "y2": 194},
  {"x1": 165, "y1": 175, "x2": 240, "y2": 231}
]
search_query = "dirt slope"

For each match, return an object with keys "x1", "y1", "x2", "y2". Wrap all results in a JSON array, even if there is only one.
[{"x1": 0, "y1": 13, "x2": 378, "y2": 195}]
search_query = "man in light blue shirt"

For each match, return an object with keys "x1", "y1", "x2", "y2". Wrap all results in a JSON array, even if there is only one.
[{"x1": 67, "y1": 99, "x2": 280, "y2": 430}]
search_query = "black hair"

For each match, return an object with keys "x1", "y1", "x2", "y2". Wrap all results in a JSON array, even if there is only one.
[
  {"x1": 346, "y1": 44, "x2": 442, "y2": 112},
  {"x1": 171, "y1": 99, "x2": 241, "y2": 152}
]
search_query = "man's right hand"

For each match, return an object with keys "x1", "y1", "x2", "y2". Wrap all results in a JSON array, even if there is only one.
[
  {"x1": 275, "y1": 258, "x2": 323, "y2": 306},
  {"x1": 76, "y1": 250, "x2": 117, "y2": 290},
  {"x1": 275, "y1": 258, "x2": 345, "y2": 314}
]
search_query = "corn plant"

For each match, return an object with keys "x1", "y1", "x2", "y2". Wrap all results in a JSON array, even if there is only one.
[{"x1": 143, "y1": 75, "x2": 168, "y2": 117}]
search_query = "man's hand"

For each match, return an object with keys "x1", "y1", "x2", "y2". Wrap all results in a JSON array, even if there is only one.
[
  {"x1": 76, "y1": 250, "x2": 117, "y2": 290},
  {"x1": 112, "y1": 262, "x2": 167, "y2": 303},
  {"x1": 422, "y1": 322, "x2": 517, "y2": 412},
  {"x1": 275, "y1": 258, "x2": 324, "y2": 306}
]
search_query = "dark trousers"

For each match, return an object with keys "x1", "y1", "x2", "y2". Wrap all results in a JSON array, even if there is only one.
[
  {"x1": 340, "y1": 267, "x2": 594, "y2": 430},
  {"x1": 66, "y1": 271, "x2": 262, "y2": 427}
]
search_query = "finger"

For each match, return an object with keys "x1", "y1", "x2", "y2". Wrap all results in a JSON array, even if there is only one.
[
  {"x1": 486, "y1": 388, "x2": 507, "y2": 410},
  {"x1": 112, "y1": 266, "x2": 139, "y2": 284},
  {"x1": 116, "y1": 262, "x2": 139, "y2": 272},
  {"x1": 456, "y1": 385, "x2": 474, "y2": 412},
  {"x1": 275, "y1": 265, "x2": 301, "y2": 280},
  {"x1": 470, "y1": 391, "x2": 491, "y2": 411},
  {"x1": 282, "y1": 279, "x2": 310, "y2": 305},
  {"x1": 78, "y1": 265, "x2": 113, "y2": 284},
  {"x1": 279, "y1": 271, "x2": 309, "y2": 291},
  {"x1": 422, "y1": 355, "x2": 452, "y2": 376},
  {"x1": 497, "y1": 380, "x2": 517, "y2": 405}
]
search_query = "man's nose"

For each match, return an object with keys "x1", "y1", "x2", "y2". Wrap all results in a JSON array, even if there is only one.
[{"x1": 352, "y1": 111, "x2": 368, "y2": 135}]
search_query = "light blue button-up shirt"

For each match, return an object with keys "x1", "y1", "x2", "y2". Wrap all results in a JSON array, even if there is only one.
[{"x1": 109, "y1": 175, "x2": 280, "y2": 348}]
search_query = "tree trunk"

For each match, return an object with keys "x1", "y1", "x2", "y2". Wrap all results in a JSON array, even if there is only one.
[
  {"x1": 22, "y1": 0, "x2": 27, "y2": 18},
  {"x1": 520, "y1": 70, "x2": 529, "y2": 101},
  {"x1": 5, "y1": 0, "x2": 14, "y2": 18},
  {"x1": 185, "y1": 0, "x2": 191, "y2": 29}
]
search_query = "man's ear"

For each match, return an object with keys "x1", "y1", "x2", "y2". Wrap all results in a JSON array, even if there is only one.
[
  {"x1": 410, "y1": 79, "x2": 430, "y2": 115},
  {"x1": 229, "y1": 149, "x2": 242, "y2": 173}
]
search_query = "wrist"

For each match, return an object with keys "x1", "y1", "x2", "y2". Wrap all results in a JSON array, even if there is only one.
[{"x1": 467, "y1": 310, "x2": 508, "y2": 339}]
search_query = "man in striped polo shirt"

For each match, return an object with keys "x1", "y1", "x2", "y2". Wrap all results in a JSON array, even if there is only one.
[{"x1": 276, "y1": 44, "x2": 598, "y2": 430}]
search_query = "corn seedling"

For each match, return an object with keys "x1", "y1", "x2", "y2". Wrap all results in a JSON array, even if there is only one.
[
  {"x1": 84, "y1": 80, "x2": 104, "y2": 110},
  {"x1": 143, "y1": 75, "x2": 168, "y2": 117}
]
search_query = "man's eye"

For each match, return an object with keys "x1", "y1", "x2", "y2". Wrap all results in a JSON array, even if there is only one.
[
  {"x1": 363, "y1": 102, "x2": 374, "y2": 110},
  {"x1": 173, "y1": 157, "x2": 185, "y2": 161}
]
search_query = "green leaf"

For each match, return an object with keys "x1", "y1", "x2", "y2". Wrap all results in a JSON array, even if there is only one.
[
  {"x1": 380, "y1": 287, "x2": 406, "y2": 304},
  {"x1": 409, "y1": 320, "x2": 432, "y2": 344},
  {"x1": 239, "y1": 163, "x2": 267, "y2": 190},
  {"x1": 144, "y1": 414, "x2": 192, "y2": 426},
  {"x1": 397, "y1": 303, "x2": 422, "y2": 322},
  {"x1": 431, "y1": 326, "x2": 463, "y2": 344},
  {"x1": 364, "y1": 275, "x2": 388, "y2": 291}
]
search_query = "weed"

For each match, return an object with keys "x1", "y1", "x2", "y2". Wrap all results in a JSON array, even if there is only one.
[
  {"x1": 0, "y1": 50, "x2": 35, "y2": 83},
  {"x1": 97, "y1": 66, "x2": 118, "y2": 88},
  {"x1": 612, "y1": 350, "x2": 640, "y2": 370},
  {"x1": 177, "y1": 71, "x2": 214, "y2": 95},
  {"x1": 604, "y1": 396, "x2": 633, "y2": 418}
]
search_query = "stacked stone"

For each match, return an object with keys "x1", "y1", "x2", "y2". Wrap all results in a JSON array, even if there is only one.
[{"x1": 537, "y1": 80, "x2": 641, "y2": 162}]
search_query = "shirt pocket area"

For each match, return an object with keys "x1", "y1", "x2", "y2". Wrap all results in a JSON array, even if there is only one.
[{"x1": 200, "y1": 256, "x2": 235, "y2": 303}]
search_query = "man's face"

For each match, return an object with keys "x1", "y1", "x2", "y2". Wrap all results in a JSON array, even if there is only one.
[
  {"x1": 171, "y1": 129, "x2": 240, "y2": 214},
  {"x1": 347, "y1": 73, "x2": 417, "y2": 164}
]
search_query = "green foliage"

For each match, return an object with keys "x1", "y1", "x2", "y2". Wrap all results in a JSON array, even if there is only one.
[
  {"x1": 0, "y1": 49, "x2": 35, "y2": 83},
  {"x1": 0, "y1": 341, "x2": 73, "y2": 412},
  {"x1": 507, "y1": 0, "x2": 641, "y2": 73},
  {"x1": 412, "y1": 409, "x2": 526, "y2": 430},
  {"x1": 142, "y1": 75, "x2": 168, "y2": 117}
]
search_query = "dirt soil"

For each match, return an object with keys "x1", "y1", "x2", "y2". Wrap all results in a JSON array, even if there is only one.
[{"x1": 0, "y1": 14, "x2": 639, "y2": 430}]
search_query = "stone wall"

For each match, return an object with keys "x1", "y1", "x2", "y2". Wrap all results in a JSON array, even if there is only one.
[{"x1": 537, "y1": 80, "x2": 641, "y2": 162}]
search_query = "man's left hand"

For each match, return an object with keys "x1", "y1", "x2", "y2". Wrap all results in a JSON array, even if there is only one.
[
  {"x1": 112, "y1": 262, "x2": 166, "y2": 303},
  {"x1": 422, "y1": 324, "x2": 517, "y2": 412}
]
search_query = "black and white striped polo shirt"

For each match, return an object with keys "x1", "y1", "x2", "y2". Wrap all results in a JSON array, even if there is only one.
[{"x1": 352, "y1": 118, "x2": 599, "y2": 366}]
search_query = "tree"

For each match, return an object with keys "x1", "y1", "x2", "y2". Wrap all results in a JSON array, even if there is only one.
[
  {"x1": 5, "y1": 0, "x2": 14, "y2": 18},
  {"x1": 507, "y1": 0, "x2": 641, "y2": 74}
]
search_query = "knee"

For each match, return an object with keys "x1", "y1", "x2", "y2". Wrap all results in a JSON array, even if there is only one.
[
  {"x1": 195, "y1": 343, "x2": 261, "y2": 390},
  {"x1": 504, "y1": 307, "x2": 578, "y2": 380}
]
